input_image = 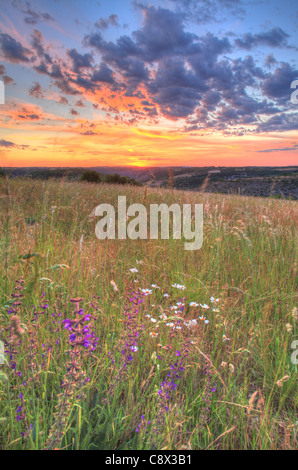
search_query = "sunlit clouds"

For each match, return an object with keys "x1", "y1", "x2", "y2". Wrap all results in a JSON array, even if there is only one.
[{"x1": 0, "y1": 0, "x2": 297, "y2": 167}]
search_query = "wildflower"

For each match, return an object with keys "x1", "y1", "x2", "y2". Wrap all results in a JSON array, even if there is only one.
[
  {"x1": 189, "y1": 302, "x2": 199, "y2": 307},
  {"x1": 170, "y1": 306, "x2": 178, "y2": 311},
  {"x1": 200, "y1": 304, "x2": 210, "y2": 309},
  {"x1": 136, "y1": 260, "x2": 143, "y2": 265},
  {"x1": 172, "y1": 284, "x2": 186, "y2": 290},
  {"x1": 285, "y1": 323, "x2": 293, "y2": 333},
  {"x1": 151, "y1": 284, "x2": 159, "y2": 289},
  {"x1": 176, "y1": 301, "x2": 185, "y2": 310},
  {"x1": 159, "y1": 314, "x2": 167, "y2": 320},
  {"x1": 185, "y1": 319, "x2": 197, "y2": 328},
  {"x1": 210, "y1": 297, "x2": 219, "y2": 303},
  {"x1": 110, "y1": 280, "x2": 118, "y2": 292},
  {"x1": 276, "y1": 375, "x2": 290, "y2": 387},
  {"x1": 163, "y1": 293, "x2": 169, "y2": 298},
  {"x1": 142, "y1": 288, "x2": 152, "y2": 296},
  {"x1": 103, "y1": 286, "x2": 143, "y2": 403},
  {"x1": 151, "y1": 318, "x2": 157, "y2": 323},
  {"x1": 150, "y1": 332, "x2": 158, "y2": 337},
  {"x1": 130, "y1": 268, "x2": 138, "y2": 273},
  {"x1": 199, "y1": 316, "x2": 209, "y2": 324},
  {"x1": 222, "y1": 334, "x2": 230, "y2": 341}
]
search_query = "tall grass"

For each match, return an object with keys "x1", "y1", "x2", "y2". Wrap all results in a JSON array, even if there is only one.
[{"x1": 0, "y1": 178, "x2": 297, "y2": 450}]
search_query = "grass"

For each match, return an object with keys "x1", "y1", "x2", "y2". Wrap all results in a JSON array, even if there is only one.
[{"x1": 0, "y1": 177, "x2": 297, "y2": 450}]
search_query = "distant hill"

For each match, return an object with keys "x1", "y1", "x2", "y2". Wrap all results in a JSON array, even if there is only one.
[{"x1": 2, "y1": 166, "x2": 298, "y2": 199}]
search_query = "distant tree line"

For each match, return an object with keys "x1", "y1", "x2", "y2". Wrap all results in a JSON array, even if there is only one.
[
  {"x1": 0, "y1": 167, "x2": 142, "y2": 187},
  {"x1": 80, "y1": 170, "x2": 142, "y2": 186}
]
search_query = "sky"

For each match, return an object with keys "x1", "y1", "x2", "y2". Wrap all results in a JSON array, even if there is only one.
[{"x1": 0, "y1": 0, "x2": 297, "y2": 168}]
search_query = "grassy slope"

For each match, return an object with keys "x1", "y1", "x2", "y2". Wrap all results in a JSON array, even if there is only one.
[{"x1": 0, "y1": 178, "x2": 297, "y2": 450}]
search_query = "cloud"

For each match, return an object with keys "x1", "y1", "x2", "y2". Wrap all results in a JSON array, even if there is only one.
[
  {"x1": 256, "y1": 113, "x2": 298, "y2": 132},
  {"x1": 2, "y1": 2, "x2": 295, "y2": 136},
  {"x1": 12, "y1": 0, "x2": 55, "y2": 25},
  {"x1": 82, "y1": 5, "x2": 297, "y2": 128},
  {"x1": 132, "y1": 5, "x2": 196, "y2": 61},
  {"x1": 257, "y1": 144, "x2": 298, "y2": 152},
  {"x1": 80, "y1": 130, "x2": 98, "y2": 135},
  {"x1": 0, "y1": 32, "x2": 32, "y2": 63},
  {"x1": 91, "y1": 63, "x2": 115, "y2": 84},
  {"x1": 0, "y1": 139, "x2": 29, "y2": 149},
  {"x1": 262, "y1": 62, "x2": 298, "y2": 102},
  {"x1": 31, "y1": 29, "x2": 52, "y2": 63},
  {"x1": 167, "y1": 0, "x2": 245, "y2": 24},
  {"x1": 0, "y1": 139, "x2": 16, "y2": 147},
  {"x1": 235, "y1": 28, "x2": 290, "y2": 50},
  {"x1": 59, "y1": 96, "x2": 69, "y2": 105},
  {"x1": 67, "y1": 48, "x2": 93, "y2": 73},
  {"x1": 29, "y1": 81, "x2": 44, "y2": 99},
  {"x1": 54, "y1": 78, "x2": 80, "y2": 95},
  {"x1": 94, "y1": 14, "x2": 119, "y2": 30}
]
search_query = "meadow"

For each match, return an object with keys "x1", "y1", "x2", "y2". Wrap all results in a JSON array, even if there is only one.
[{"x1": 0, "y1": 177, "x2": 297, "y2": 450}]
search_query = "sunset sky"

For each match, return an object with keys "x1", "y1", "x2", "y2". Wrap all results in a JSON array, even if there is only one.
[{"x1": 0, "y1": 0, "x2": 297, "y2": 168}]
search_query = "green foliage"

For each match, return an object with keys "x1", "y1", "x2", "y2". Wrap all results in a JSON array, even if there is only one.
[
  {"x1": 81, "y1": 170, "x2": 102, "y2": 183},
  {"x1": 104, "y1": 173, "x2": 142, "y2": 186}
]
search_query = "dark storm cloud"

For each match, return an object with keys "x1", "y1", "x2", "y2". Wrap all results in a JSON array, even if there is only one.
[
  {"x1": 12, "y1": 0, "x2": 55, "y2": 25},
  {"x1": 235, "y1": 28, "x2": 290, "y2": 50},
  {"x1": 0, "y1": 32, "x2": 32, "y2": 63}
]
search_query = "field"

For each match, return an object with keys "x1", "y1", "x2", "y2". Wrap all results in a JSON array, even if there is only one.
[{"x1": 0, "y1": 177, "x2": 297, "y2": 450}]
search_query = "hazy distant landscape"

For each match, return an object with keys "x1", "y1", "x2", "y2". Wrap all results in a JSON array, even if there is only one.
[{"x1": 3, "y1": 166, "x2": 298, "y2": 199}]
